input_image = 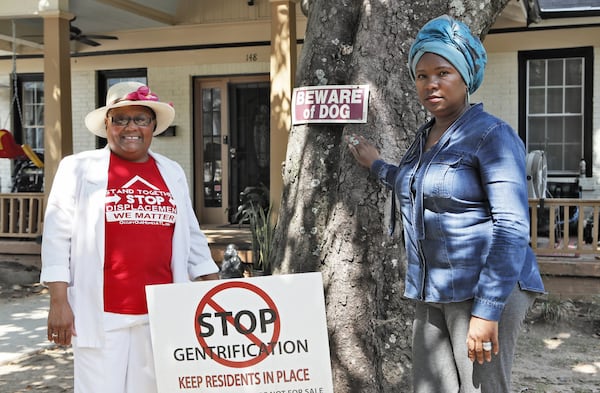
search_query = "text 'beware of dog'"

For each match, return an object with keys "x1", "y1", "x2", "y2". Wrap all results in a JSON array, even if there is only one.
[{"x1": 292, "y1": 85, "x2": 369, "y2": 125}]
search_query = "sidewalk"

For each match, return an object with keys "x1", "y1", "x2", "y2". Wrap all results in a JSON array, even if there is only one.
[{"x1": 0, "y1": 291, "x2": 54, "y2": 365}]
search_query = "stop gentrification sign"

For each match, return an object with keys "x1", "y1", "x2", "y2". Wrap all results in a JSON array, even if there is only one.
[
  {"x1": 146, "y1": 272, "x2": 333, "y2": 393},
  {"x1": 292, "y1": 85, "x2": 369, "y2": 125}
]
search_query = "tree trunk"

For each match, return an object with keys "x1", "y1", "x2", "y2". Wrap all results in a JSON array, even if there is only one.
[{"x1": 271, "y1": 1, "x2": 510, "y2": 391}]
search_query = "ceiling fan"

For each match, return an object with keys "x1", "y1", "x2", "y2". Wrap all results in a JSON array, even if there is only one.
[
  {"x1": 20, "y1": 17, "x2": 118, "y2": 47},
  {"x1": 69, "y1": 18, "x2": 118, "y2": 47}
]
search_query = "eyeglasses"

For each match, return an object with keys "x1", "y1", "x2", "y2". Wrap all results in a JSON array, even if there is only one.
[{"x1": 110, "y1": 114, "x2": 155, "y2": 127}]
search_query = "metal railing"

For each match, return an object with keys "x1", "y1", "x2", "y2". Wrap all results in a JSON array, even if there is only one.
[
  {"x1": 529, "y1": 198, "x2": 600, "y2": 256},
  {"x1": 0, "y1": 193, "x2": 44, "y2": 238}
]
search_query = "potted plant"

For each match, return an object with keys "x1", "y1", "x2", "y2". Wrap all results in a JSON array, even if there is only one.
[
  {"x1": 233, "y1": 184, "x2": 275, "y2": 275},
  {"x1": 246, "y1": 201, "x2": 275, "y2": 275}
]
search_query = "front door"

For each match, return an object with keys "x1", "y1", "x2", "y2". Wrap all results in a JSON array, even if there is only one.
[
  {"x1": 193, "y1": 76, "x2": 270, "y2": 225},
  {"x1": 228, "y1": 82, "x2": 270, "y2": 223}
]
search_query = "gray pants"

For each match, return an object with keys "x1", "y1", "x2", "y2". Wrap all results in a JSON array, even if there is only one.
[{"x1": 412, "y1": 286, "x2": 537, "y2": 393}]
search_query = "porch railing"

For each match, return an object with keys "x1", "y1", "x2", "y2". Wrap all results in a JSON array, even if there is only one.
[
  {"x1": 0, "y1": 193, "x2": 44, "y2": 238},
  {"x1": 0, "y1": 194, "x2": 599, "y2": 257},
  {"x1": 529, "y1": 198, "x2": 600, "y2": 256}
]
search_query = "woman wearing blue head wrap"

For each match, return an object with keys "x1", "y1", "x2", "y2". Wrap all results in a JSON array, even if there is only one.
[
  {"x1": 347, "y1": 14, "x2": 544, "y2": 393},
  {"x1": 408, "y1": 15, "x2": 487, "y2": 95}
]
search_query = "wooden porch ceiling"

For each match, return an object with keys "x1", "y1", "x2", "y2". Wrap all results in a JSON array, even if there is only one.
[
  {"x1": 0, "y1": 0, "x2": 531, "y2": 56},
  {"x1": 0, "y1": 0, "x2": 182, "y2": 55}
]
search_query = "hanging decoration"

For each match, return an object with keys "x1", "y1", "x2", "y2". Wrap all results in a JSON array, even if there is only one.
[{"x1": 0, "y1": 20, "x2": 44, "y2": 168}]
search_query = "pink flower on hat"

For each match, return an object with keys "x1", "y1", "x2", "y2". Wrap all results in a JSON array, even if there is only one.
[{"x1": 125, "y1": 86, "x2": 159, "y2": 102}]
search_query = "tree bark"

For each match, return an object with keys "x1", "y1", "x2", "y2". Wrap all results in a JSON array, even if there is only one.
[{"x1": 272, "y1": 1, "x2": 510, "y2": 391}]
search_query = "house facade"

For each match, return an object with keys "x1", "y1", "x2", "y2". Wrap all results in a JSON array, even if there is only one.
[
  {"x1": 0, "y1": 0, "x2": 304, "y2": 226},
  {"x1": 479, "y1": 1, "x2": 600, "y2": 202},
  {"x1": 0, "y1": 0, "x2": 598, "y2": 229}
]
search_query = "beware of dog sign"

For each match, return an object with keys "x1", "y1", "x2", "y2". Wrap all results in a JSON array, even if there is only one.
[
  {"x1": 292, "y1": 85, "x2": 369, "y2": 125},
  {"x1": 146, "y1": 272, "x2": 333, "y2": 392}
]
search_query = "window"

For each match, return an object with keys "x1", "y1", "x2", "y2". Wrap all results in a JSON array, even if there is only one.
[
  {"x1": 13, "y1": 74, "x2": 44, "y2": 153},
  {"x1": 96, "y1": 69, "x2": 147, "y2": 148},
  {"x1": 519, "y1": 47, "x2": 593, "y2": 176},
  {"x1": 8, "y1": 73, "x2": 45, "y2": 192},
  {"x1": 202, "y1": 87, "x2": 222, "y2": 208}
]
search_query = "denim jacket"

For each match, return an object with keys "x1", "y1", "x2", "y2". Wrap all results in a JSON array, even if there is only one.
[{"x1": 371, "y1": 103, "x2": 545, "y2": 321}]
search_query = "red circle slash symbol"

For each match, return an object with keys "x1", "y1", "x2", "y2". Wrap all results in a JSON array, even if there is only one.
[{"x1": 194, "y1": 281, "x2": 281, "y2": 368}]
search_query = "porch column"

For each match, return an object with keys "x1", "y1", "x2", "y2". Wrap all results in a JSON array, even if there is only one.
[
  {"x1": 42, "y1": 12, "x2": 73, "y2": 195},
  {"x1": 269, "y1": 0, "x2": 297, "y2": 214}
]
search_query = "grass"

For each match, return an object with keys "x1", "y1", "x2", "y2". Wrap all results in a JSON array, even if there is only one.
[
  {"x1": 538, "y1": 297, "x2": 575, "y2": 324},
  {"x1": 527, "y1": 295, "x2": 590, "y2": 325}
]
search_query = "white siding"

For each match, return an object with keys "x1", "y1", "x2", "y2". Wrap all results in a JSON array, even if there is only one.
[{"x1": 472, "y1": 52, "x2": 518, "y2": 131}]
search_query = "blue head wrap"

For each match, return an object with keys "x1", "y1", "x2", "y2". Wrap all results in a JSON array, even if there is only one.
[{"x1": 408, "y1": 15, "x2": 487, "y2": 94}]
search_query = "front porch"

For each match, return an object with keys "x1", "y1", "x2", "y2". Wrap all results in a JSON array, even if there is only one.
[
  {"x1": 0, "y1": 193, "x2": 598, "y2": 299},
  {"x1": 536, "y1": 256, "x2": 600, "y2": 299},
  {"x1": 201, "y1": 224, "x2": 253, "y2": 265},
  {"x1": 0, "y1": 191, "x2": 255, "y2": 268}
]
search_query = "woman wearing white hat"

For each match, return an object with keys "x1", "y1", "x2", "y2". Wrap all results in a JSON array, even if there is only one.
[{"x1": 40, "y1": 81, "x2": 219, "y2": 393}]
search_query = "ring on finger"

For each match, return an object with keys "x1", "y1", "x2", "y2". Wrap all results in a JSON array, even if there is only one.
[{"x1": 482, "y1": 341, "x2": 492, "y2": 351}]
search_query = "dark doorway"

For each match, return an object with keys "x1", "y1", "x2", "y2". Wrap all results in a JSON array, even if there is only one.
[{"x1": 228, "y1": 82, "x2": 270, "y2": 222}]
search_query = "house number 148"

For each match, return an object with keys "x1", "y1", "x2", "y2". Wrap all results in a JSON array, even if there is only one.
[{"x1": 246, "y1": 53, "x2": 258, "y2": 62}]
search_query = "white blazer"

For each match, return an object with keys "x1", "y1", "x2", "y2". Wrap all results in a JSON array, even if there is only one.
[{"x1": 40, "y1": 147, "x2": 218, "y2": 347}]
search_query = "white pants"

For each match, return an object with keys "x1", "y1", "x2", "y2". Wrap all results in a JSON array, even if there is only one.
[{"x1": 73, "y1": 322, "x2": 157, "y2": 393}]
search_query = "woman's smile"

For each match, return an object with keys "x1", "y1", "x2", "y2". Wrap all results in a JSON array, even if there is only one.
[{"x1": 105, "y1": 105, "x2": 156, "y2": 162}]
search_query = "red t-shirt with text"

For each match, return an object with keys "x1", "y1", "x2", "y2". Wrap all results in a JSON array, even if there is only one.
[{"x1": 104, "y1": 153, "x2": 176, "y2": 314}]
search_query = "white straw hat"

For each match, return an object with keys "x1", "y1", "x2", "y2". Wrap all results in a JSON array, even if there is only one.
[{"x1": 84, "y1": 81, "x2": 175, "y2": 138}]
